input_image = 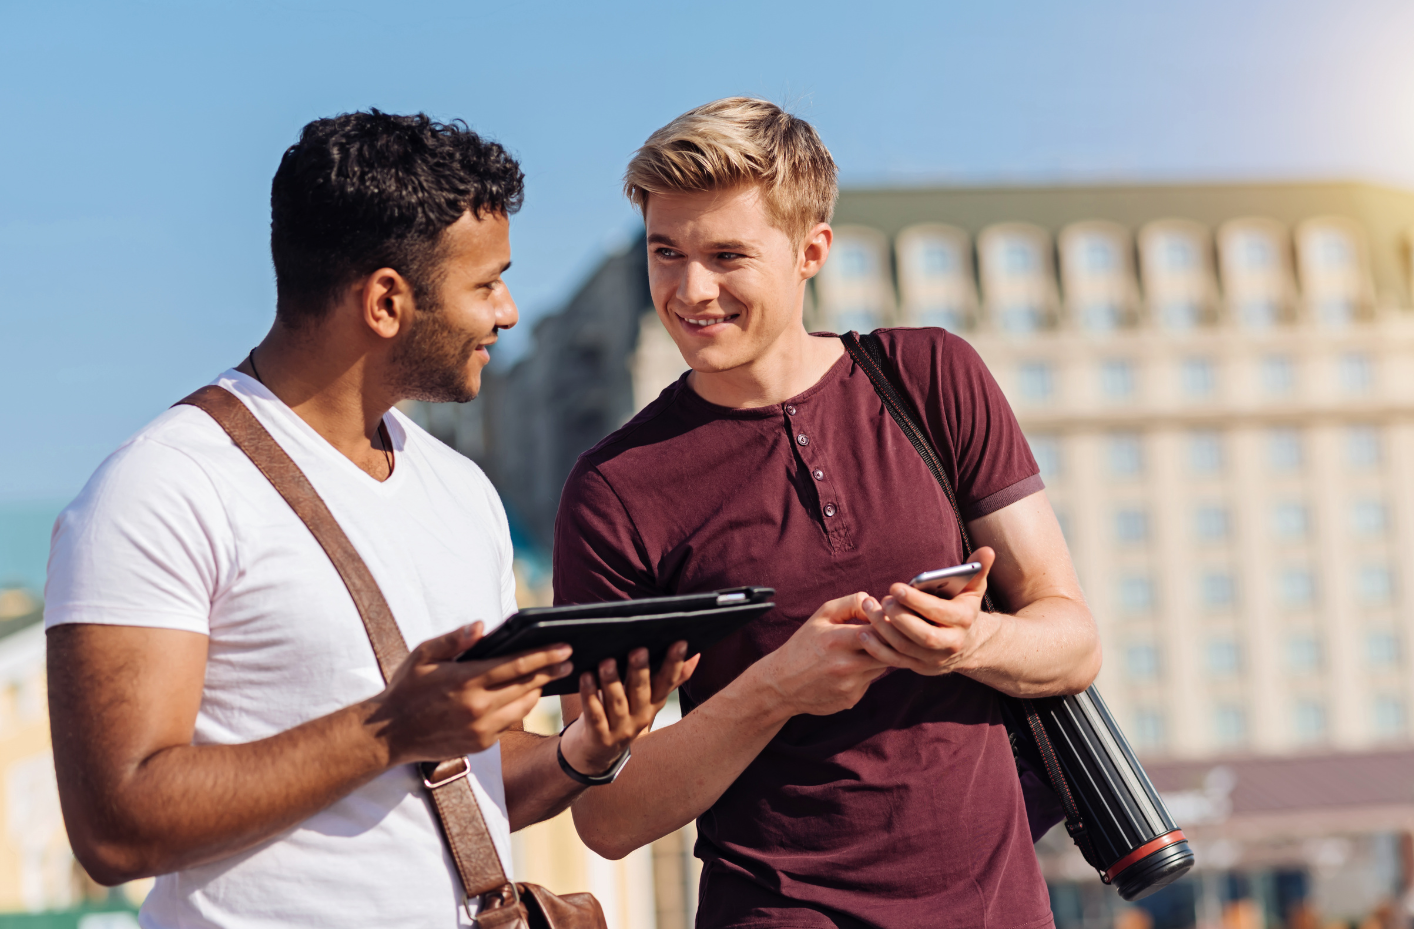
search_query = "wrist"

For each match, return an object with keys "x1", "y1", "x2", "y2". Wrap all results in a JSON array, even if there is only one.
[
  {"x1": 350, "y1": 696, "x2": 402, "y2": 773},
  {"x1": 558, "y1": 717, "x2": 624, "y2": 775},
  {"x1": 952, "y1": 610, "x2": 1004, "y2": 675},
  {"x1": 732, "y1": 658, "x2": 802, "y2": 725}
]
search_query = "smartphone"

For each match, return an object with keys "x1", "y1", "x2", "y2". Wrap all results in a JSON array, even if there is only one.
[{"x1": 908, "y1": 562, "x2": 982, "y2": 599}]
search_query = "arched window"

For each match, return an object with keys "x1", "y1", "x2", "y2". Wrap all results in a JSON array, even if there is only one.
[
  {"x1": 978, "y1": 224, "x2": 1058, "y2": 336},
  {"x1": 895, "y1": 224, "x2": 977, "y2": 331},
  {"x1": 1217, "y1": 219, "x2": 1296, "y2": 330},
  {"x1": 1138, "y1": 220, "x2": 1218, "y2": 331},
  {"x1": 813, "y1": 225, "x2": 896, "y2": 333}
]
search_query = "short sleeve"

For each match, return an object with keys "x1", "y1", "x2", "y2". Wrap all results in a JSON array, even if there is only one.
[
  {"x1": 552, "y1": 463, "x2": 657, "y2": 606},
  {"x1": 876, "y1": 328, "x2": 1043, "y2": 522},
  {"x1": 44, "y1": 437, "x2": 234, "y2": 635}
]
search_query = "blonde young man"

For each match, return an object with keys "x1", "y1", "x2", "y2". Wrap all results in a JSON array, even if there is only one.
[{"x1": 553, "y1": 99, "x2": 1101, "y2": 929}]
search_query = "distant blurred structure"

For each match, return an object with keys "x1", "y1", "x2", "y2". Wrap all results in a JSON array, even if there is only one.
[{"x1": 404, "y1": 180, "x2": 1414, "y2": 929}]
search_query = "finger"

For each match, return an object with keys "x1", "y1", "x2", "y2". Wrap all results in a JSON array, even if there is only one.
[
  {"x1": 967, "y1": 547, "x2": 996, "y2": 595},
  {"x1": 480, "y1": 688, "x2": 550, "y2": 739},
  {"x1": 886, "y1": 585, "x2": 973, "y2": 629},
  {"x1": 856, "y1": 625, "x2": 920, "y2": 671},
  {"x1": 814, "y1": 591, "x2": 873, "y2": 625},
  {"x1": 471, "y1": 645, "x2": 573, "y2": 688},
  {"x1": 650, "y1": 641, "x2": 689, "y2": 704},
  {"x1": 867, "y1": 610, "x2": 937, "y2": 659},
  {"x1": 677, "y1": 652, "x2": 701, "y2": 685},
  {"x1": 597, "y1": 658, "x2": 632, "y2": 728},
  {"x1": 413, "y1": 622, "x2": 484, "y2": 664},
  {"x1": 624, "y1": 647, "x2": 653, "y2": 712},
  {"x1": 578, "y1": 671, "x2": 610, "y2": 735}
]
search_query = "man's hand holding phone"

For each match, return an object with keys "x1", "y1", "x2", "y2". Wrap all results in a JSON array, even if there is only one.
[{"x1": 857, "y1": 547, "x2": 999, "y2": 677}]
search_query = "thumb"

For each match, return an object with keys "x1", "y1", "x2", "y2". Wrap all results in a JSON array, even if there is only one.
[{"x1": 413, "y1": 621, "x2": 484, "y2": 663}]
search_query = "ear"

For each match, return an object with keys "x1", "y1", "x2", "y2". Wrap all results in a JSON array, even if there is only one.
[
  {"x1": 799, "y1": 223, "x2": 833, "y2": 281},
  {"x1": 359, "y1": 267, "x2": 416, "y2": 340}
]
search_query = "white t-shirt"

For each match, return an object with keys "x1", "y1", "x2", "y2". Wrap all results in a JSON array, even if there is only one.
[{"x1": 45, "y1": 370, "x2": 518, "y2": 929}]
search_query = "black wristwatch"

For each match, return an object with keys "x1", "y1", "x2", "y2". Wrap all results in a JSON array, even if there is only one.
[{"x1": 556, "y1": 738, "x2": 631, "y2": 786}]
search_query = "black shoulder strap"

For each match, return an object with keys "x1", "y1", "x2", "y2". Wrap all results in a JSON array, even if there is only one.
[
  {"x1": 839, "y1": 330, "x2": 991, "y2": 610},
  {"x1": 839, "y1": 331, "x2": 1106, "y2": 876}
]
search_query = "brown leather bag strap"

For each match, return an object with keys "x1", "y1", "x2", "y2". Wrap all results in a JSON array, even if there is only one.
[{"x1": 175, "y1": 384, "x2": 510, "y2": 899}]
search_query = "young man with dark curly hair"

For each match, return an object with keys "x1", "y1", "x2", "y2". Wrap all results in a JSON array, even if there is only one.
[
  {"x1": 553, "y1": 99, "x2": 1102, "y2": 929},
  {"x1": 44, "y1": 111, "x2": 690, "y2": 928}
]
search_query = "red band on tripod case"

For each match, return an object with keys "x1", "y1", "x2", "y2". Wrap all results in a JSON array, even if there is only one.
[{"x1": 1105, "y1": 830, "x2": 1187, "y2": 882}]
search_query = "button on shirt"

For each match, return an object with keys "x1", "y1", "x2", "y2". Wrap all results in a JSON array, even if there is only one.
[{"x1": 554, "y1": 329, "x2": 1048, "y2": 929}]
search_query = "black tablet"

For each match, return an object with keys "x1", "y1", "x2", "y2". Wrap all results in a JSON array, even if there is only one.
[{"x1": 457, "y1": 587, "x2": 774, "y2": 696}]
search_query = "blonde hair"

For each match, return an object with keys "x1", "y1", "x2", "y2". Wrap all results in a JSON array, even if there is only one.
[{"x1": 624, "y1": 98, "x2": 838, "y2": 245}]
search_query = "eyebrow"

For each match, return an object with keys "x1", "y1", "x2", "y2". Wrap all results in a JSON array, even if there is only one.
[{"x1": 646, "y1": 234, "x2": 751, "y2": 252}]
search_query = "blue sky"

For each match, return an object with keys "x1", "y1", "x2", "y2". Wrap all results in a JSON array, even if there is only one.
[{"x1": 4, "y1": 0, "x2": 1414, "y2": 585}]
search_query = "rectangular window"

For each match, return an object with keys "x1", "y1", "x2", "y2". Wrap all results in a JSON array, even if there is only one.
[
  {"x1": 1115, "y1": 508, "x2": 1149, "y2": 544},
  {"x1": 1207, "y1": 639, "x2": 1241, "y2": 677},
  {"x1": 1159, "y1": 301, "x2": 1200, "y2": 331},
  {"x1": 1346, "y1": 425, "x2": 1381, "y2": 469},
  {"x1": 1100, "y1": 359, "x2": 1136, "y2": 399},
  {"x1": 1214, "y1": 705, "x2": 1247, "y2": 746},
  {"x1": 1272, "y1": 502, "x2": 1310, "y2": 540},
  {"x1": 921, "y1": 244, "x2": 955, "y2": 276},
  {"x1": 1081, "y1": 303, "x2": 1122, "y2": 332},
  {"x1": 1374, "y1": 696, "x2": 1406, "y2": 738},
  {"x1": 1268, "y1": 428, "x2": 1304, "y2": 472},
  {"x1": 1201, "y1": 571, "x2": 1236, "y2": 609},
  {"x1": 1195, "y1": 505, "x2": 1230, "y2": 542},
  {"x1": 1189, "y1": 430, "x2": 1223, "y2": 475},
  {"x1": 1239, "y1": 299, "x2": 1278, "y2": 330},
  {"x1": 1367, "y1": 631, "x2": 1400, "y2": 667},
  {"x1": 1262, "y1": 354, "x2": 1295, "y2": 395},
  {"x1": 1017, "y1": 362, "x2": 1053, "y2": 402},
  {"x1": 1181, "y1": 358, "x2": 1216, "y2": 398},
  {"x1": 1294, "y1": 700, "x2": 1327, "y2": 743},
  {"x1": 1125, "y1": 644, "x2": 1160, "y2": 682},
  {"x1": 1119, "y1": 575, "x2": 1155, "y2": 613},
  {"x1": 1288, "y1": 635, "x2": 1322, "y2": 674},
  {"x1": 1109, "y1": 433, "x2": 1144, "y2": 477},
  {"x1": 1350, "y1": 499, "x2": 1389, "y2": 536},
  {"x1": 1029, "y1": 435, "x2": 1061, "y2": 481},
  {"x1": 1339, "y1": 352, "x2": 1373, "y2": 393},
  {"x1": 1358, "y1": 565, "x2": 1394, "y2": 605},
  {"x1": 1279, "y1": 567, "x2": 1316, "y2": 607},
  {"x1": 1000, "y1": 305, "x2": 1043, "y2": 334},
  {"x1": 1132, "y1": 709, "x2": 1167, "y2": 752}
]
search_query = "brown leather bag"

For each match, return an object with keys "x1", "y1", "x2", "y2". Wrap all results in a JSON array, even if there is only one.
[{"x1": 177, "y1": 385, "x2": 607, "y2": 929}]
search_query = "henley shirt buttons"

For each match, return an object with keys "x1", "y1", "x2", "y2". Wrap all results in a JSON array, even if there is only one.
[
  {"x1": 812, "y1": 469, "x2": 824, "y2": 480},
  {"x1": 786, "y1": 405, "x2": 797, "y2": 415},
  {"x1": 796, "y1": 433, "x2": 810, "y2": 446},
  {"x1": 824, "y1": 503, "x2": 837, "y2": 517}
]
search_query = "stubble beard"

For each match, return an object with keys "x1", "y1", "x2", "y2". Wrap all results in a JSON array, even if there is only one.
[{"x1": 389, "y1": 300, "x2": 484, "y2": 404}]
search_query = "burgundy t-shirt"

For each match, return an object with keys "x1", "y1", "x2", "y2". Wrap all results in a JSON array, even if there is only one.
[{"x1": 553, "y1": 328, "x2": 1053, "y2": 929}]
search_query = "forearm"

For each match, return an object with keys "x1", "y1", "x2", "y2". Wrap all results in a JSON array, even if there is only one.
[
  {"x1": 55, "y1": 698, "x2": 393, "y2": 884},
  {"x1": 569, "y1": 669, "x2": 790, "y2": 859},
  {"x1": 960, "y1": 595, "x2": 1101, "y2": 697},
  {"x1": 500, "y1": 729, "x2": 587, "y2": 831}
]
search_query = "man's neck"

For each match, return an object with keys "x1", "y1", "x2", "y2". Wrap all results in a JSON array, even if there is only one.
[
  {"x1": 688, "y1": 327, "x2": 845, "y2": 410},
  {"x1": 236, "y1": 326, "x2": 397, "y2": 481}
]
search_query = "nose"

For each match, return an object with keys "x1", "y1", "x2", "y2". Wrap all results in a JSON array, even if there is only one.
[
  {"x1": 496, "y1": 286, "x2": 519, "y2": 331},
  {"x1": 677, "y1": 260, "x2": 718, "y2": 307}
]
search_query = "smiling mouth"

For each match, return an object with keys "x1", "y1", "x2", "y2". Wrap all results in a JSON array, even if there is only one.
[{"x1": 679, "y1": 313, "x2": 741, "y2": 331}]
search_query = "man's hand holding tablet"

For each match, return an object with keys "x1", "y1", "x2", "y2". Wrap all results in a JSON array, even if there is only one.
[
  {"x1": 560, "y1": 642, "x2": 699, "y2": 779},
  {"x1": 461, "y1": 588, "x2": 775, "y2": 780}
]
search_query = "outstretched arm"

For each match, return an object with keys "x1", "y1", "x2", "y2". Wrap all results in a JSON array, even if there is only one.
[
  {"x1": 48, "y1": 621, "x2": 567, "y2": 885},
  {"x1": 858, "y1": 491, "x2": 1101, "y2": 697},
  {"x1": 562, "y1": 594, "x2": 887, "y2": 860}
]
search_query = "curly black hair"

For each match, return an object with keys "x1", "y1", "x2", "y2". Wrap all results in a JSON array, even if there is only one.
[{"x1": 270, "y1": 110, "x2": 525, "y2": 326}]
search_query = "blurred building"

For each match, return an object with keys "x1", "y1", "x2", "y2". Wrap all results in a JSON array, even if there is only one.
[{"x1": 407, "y1": 180, "x2": 1414, "y2": 928}]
